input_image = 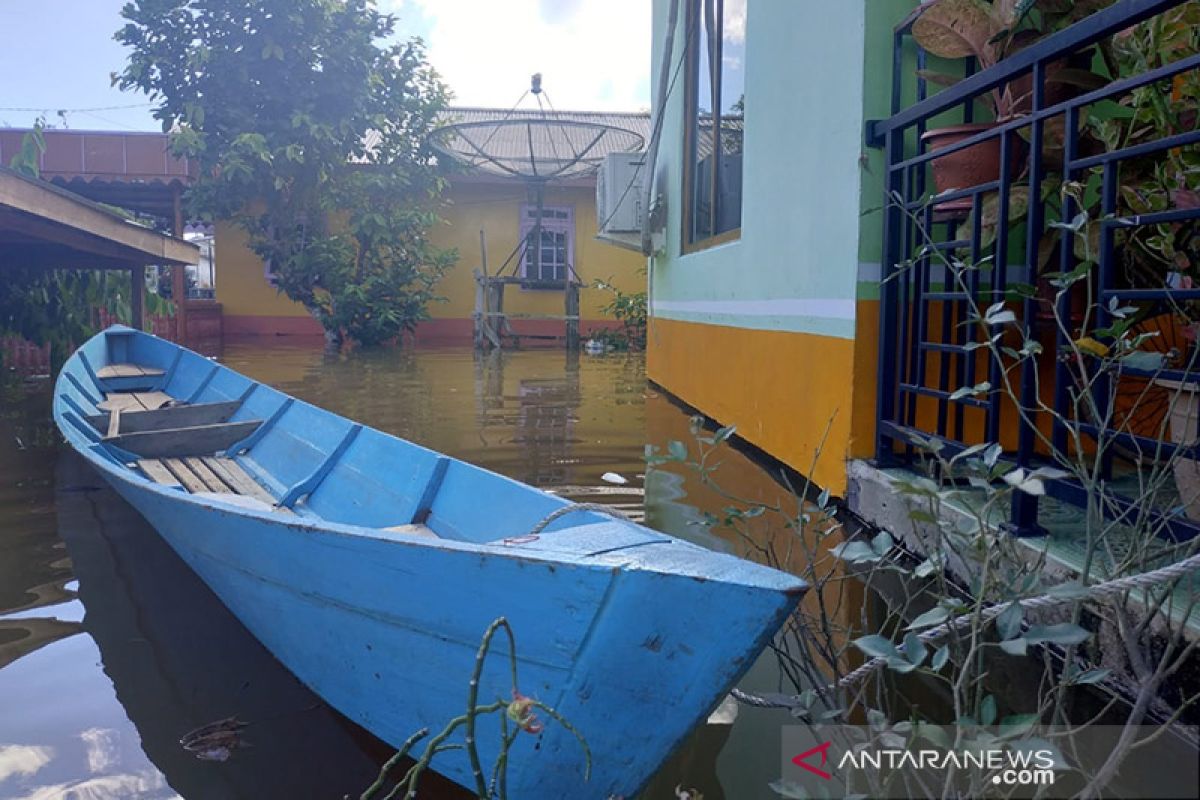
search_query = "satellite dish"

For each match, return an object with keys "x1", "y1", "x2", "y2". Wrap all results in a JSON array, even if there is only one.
[
  {"x1": 429, "y1": 76, "x2": 647, "y2": 286},
  {"x1": 430, "y1": 76, "x2": 645, "y2": 182}
]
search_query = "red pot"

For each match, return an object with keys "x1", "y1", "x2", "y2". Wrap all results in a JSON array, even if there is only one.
[{"x1": 921, "y1": 123, "x2": 1022, "y2": 218}]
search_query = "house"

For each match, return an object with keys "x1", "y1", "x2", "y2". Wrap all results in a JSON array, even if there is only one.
[
  {"x1": 643, "y1": 1, "x2": 906, "y2": 497},
  {"x1": 644, "y1": 0, "x2": 1200, "y2": 542},
  {"x1": 218, "y1": 107, "x2": 652, "y2": 342},
  {"x1": 0, "y1": 127, "x2": 218, "y2": 351},
  {"x1": 640, "y1": 3, "x2": 1200, "y2": 770},
  {"x1": 3, "y1": 109, "x2": 650, "y2": 347}
]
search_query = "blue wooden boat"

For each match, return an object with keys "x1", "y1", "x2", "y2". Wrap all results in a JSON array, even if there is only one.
[{"x1": 53, "y1": 326, "x2": 805, "y2": 797}]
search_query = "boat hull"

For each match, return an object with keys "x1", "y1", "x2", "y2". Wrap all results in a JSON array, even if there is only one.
[{"x1": 53, "y1": 327, "x2": 805, "y2": 797}]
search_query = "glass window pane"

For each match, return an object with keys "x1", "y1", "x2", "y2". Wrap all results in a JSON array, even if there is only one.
[{"x1": 686, "y1": 0, "x2": 745, "y2": 244}]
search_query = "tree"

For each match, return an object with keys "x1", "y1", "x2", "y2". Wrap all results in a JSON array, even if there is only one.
[{"x1": 114, "y1": 0, "x2": 457, "y2": 346}]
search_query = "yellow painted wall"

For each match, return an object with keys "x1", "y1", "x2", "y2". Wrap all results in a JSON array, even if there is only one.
[
  {"x1": 647, "y1": 316, "x2": 863, "y2": 496},
  {"x1": 215, "y1": 221, "x2": 312, "y2": 319},
  {"x1": 429, "y1": 181, "x2": 645, "y2": 321},
  {"x1": 215, "y1": 179, "x2": 646, "y2": 325}
]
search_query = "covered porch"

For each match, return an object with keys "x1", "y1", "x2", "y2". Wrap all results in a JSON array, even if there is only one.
[{"x1": 0, "y1": 165, "x2": 198, "y2": 333}]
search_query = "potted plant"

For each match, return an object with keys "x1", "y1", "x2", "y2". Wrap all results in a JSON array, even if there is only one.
[
  {"x1": 912, "y1": 0, "x2": 1107, "y2": 214},
  {"x1": 1100, "y1": 2, "x2": 1200, "y2": 515}
]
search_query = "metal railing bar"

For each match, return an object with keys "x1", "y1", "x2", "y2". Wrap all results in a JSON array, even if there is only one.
[
  {"x1": 1012, "y1": 60, "x2": 1049, "y2": 533},
  {"x1": 1100, "y1": 288, "x2": 1200, "y2": 301},
  {"x1": 885, "y1": 51, "x2": 1200, "y2": 169},
  {"x1": 921, "y1": 342, "x2": 972, "y2": 353},
  {"x1": 871, "y1": 0, "x2": 1185, "y2": 142},
  {"x1": 1071, "y1": 126, "x2": 1200, "y2": 171},
  {"x1": 1044, "y1": 477, "x2": 1200, "y2": 543},
  {"x1": 899, "y1": 383, "x2": 991, "y2": 409},
  {"x1": 1104, "y1": 207, "x2": 1200, "y2": 230},
  {"x1": 902, "y1": 183, "x2": 1001, "y2": 210}
]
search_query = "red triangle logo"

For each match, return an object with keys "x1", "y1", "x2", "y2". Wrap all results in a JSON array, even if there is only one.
[{"x1": 791, "y1": 741, "x2": 833, "y2": 780}]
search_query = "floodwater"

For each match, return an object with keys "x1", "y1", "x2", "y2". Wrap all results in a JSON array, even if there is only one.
[{"x1": 0, "y1": 341, "x2": 810, "y2": 800}]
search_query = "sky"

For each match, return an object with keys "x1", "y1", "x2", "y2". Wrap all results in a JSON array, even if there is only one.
[{"x1": 0, "y1": 0, "x2": 651, "y2": 133}]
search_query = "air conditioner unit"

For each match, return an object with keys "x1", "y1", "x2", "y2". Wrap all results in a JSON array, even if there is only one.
[{"x1": 597, "y1": 151, "x2": 645, "y2": 235}]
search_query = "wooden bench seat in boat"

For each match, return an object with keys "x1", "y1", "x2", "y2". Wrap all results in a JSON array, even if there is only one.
[
  {"x1": 95, "y1": 363, "x2": 165, "y2": 380},
  {"x1": 107, "y1": 419, "x2": 263, "y2": 458},
  {"x1": 97, "y1": 391, "x2": 175, "y2": 413},
  {"x1": 87, "y1": 400, "x2": 242, "y2": 437}
]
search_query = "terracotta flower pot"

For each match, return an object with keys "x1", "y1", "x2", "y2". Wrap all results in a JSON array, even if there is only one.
[
  {"x1": 921, "y1": 123, "x2": 1021, "y2": 218},
  {"x1": 1155, "y1": 376, "x2": 1200, "y2": 520}
]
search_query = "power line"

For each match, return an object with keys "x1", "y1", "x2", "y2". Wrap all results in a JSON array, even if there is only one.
[{"x1": 0, "y1": 102, "x2": 153, "y2": 113}]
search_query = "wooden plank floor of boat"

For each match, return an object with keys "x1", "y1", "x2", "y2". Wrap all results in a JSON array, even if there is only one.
[
  {"x1": 135, "y1": 456, "x2": 439, "y2": 536},
  {"x1": 136, "y1": 456, "x2": 284, "y2": 511}
]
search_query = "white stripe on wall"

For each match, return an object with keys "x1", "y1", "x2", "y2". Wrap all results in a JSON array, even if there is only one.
[{"x1": 651, "y1": 298, "x2": 856, "y2": 321}]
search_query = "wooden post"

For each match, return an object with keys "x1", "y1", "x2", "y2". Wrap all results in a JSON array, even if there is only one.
[
  {"x1": 473, "y1": 270, "x2": 485, "y2": 349},
  {"x1": 130, "y1": 266, "x2": 144, "y2": 330},
  {"x1": 565, "y1": 280, "x2": 580, "y2": 350},
  {"x1": 489, "y1": 281, "x2": 506, "y2": 347},
  {"x1": 172, "y1": 186, "x2": 187, "y2": 344}
]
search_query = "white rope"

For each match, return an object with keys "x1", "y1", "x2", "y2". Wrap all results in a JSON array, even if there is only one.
[
  {"x1": 734, "y1": 550, "x2": 1200, "y2": 709},
  {"x1": 527, "y1": 502, "x2": 633, "y2": 536}
]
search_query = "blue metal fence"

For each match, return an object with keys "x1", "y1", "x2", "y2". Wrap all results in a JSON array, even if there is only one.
[{"x1": 870, "y1": 0, "x2": 1200, "y2": 539}]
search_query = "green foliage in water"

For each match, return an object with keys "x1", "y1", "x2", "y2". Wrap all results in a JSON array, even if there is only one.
[
  {"x1": 114, "y1": 0, "x2": 458, "y2": 347},
  {"x1": 591, "y1": 277, "x2": 647, "y2": 351}
]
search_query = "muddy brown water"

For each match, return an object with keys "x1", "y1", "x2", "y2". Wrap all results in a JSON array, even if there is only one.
[{"x1": 0, "y1": 342, "x2": 807, "y2": 799}]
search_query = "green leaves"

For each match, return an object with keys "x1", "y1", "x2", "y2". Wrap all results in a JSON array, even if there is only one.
[
  {"x1": 1069, "y1": 667, "x2": 1111, "y2": 685},
  {"x1": 830, "y1": 531, "x2": 893, "y2": 564},
  {"x1": 911, "y1": 0, "x2": 999, "y2": 64},
  {"x1": 995, "y1": 601, "x2": 1024, "y2": 641},
  {"x1": 829, "y1": 541, "x2": 882, "y2": 564},
  {"x1": 931, "y1": 644, "x2": 950, "y2": 671},
  {"x1": 907, "y1": 605, "x2": 951, "y2": 631},
  {"x1": 902, "y1": 632, "x2": 928, "y2": 666},
  {"x1": 853, "y1": 631, "x2": 931, "y2": 675},
  {"x1": 1024, "y1": 622, "x2": 1092, "y2": 646},
  {"x1": 114, "y1": 0, "x2": 454, "y2": 347},
  {"x1": 853, "y1": 635, "x2": 898, "y2": 660}
]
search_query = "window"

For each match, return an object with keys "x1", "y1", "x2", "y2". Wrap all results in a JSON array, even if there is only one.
[
  {"x1": 683, "y1": 0, "x2": 746, "y2": 250},
  {"x1": 520, "y1": 204, "x2": 574, "y2": 285}
]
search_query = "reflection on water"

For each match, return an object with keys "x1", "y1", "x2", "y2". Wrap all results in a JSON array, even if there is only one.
[{"x1": 1, "y1": 341, "x2": 811, "y2": 799}]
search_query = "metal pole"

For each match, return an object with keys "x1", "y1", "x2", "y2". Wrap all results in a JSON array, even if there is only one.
[{"x1": 172, "y1": 186, "x2": 187, "y2": 344}]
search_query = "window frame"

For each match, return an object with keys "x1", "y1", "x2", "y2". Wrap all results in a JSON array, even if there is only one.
[
  {"x1": 519, "y1": 203, "x2": 575, "y2": 288},
  {"x1": 681, "y1": 0, "x2": 743, "y2": 255}
]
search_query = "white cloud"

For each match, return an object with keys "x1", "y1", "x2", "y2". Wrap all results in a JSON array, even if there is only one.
[
  {"x1": 396, "y1": 0, "x2": 650, "y2": 111},
  {"x1": 724, "y1": 0, "x2": 746, "y2": 44},
  {"x1": 0, "y1": 745, "x2": 53, "y2": 784},
  {"x1": 80, "y1": 729, "x2": 119, "y2": 775}
]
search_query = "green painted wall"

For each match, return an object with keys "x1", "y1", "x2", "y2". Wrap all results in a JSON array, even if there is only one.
[
  {"x1": 857, "y1": 0, "x2": 924, "y2": 302},
  {"x1": 649, "y1": 0, "x2": 872, "y2": 341}
]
